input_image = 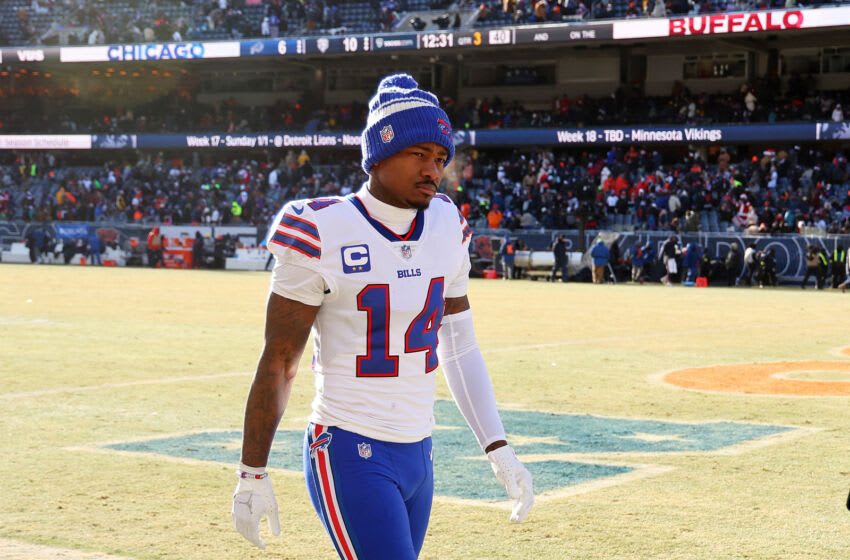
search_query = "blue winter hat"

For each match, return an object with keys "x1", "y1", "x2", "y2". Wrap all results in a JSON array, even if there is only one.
[{"x1": 361, "y1": 73, "x2": 455, "y2": 174}]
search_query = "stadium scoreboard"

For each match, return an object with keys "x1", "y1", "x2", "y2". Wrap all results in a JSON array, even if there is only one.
[{"x1": 0, "y1": 6, "x2": 846, "y2": 65}]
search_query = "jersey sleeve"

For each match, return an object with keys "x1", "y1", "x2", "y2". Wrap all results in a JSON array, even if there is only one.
[
  {"x1": 267, "y1": 201, "x2": 326, "y2": 306},
  {"x1": 267, "y1": 201, "x2": 323, "y2": 267},
  {"x1": 445, "y1": 206, "x2": 473, "y2": 299}
]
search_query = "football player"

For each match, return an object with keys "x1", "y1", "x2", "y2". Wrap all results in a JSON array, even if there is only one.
[{"x1": 232, "y1": 73, "x2": 534, "y2": 559}]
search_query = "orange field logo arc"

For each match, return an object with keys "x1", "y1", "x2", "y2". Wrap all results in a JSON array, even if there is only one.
[{"x1": 663, "y1": 350, "x2": 850, "y2": 396}]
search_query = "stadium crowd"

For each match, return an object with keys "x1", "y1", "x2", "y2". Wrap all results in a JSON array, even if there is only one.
[
  {"x1": 2, "y1": 81, "x2": 847, "y2": 135},
  {"x1": 2, "y1": 144, "x2": 849, "y2": 238},
  {"x1": 456, "y1": 144, "x2": 850, "y2": 235}
]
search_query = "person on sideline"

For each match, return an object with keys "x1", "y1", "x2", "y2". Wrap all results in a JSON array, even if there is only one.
[
  {"x1": 551, "y1": 233, "x2": 568, "y2": 282},
  {"x1": 232, "y1": 73, "x2": 534, "y2": 560},
  {"x1": 500, "y1": 235, "x2": 516, "y2": 279},
  {"x1": 590, "y1": 239, "x2": 609, "y2": 284}
]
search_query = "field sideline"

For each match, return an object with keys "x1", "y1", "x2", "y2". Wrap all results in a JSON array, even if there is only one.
[{"x1": 1, "y1": 264, "x2": 849, "y2": 560}]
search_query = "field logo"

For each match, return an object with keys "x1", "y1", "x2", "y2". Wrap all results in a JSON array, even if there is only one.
[
  {"x1": 95, "y1": 401, "x2": 803, "y2": 502},
  {"x1": 661, "y1": 348, "x2": 850, "y2": 396}
]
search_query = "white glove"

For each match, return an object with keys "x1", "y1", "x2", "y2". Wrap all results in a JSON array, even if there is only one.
[
  {"x1": 232, "y1": 464, "x2": 281, "y2": 549},
  {"x1": 487, "y1": 445, "x2": 534, "y2": 523}
]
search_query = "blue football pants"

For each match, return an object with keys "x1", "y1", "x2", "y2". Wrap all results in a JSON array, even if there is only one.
[{"x1": 303, "y1": 423, "x2": 434, "y2": 560}]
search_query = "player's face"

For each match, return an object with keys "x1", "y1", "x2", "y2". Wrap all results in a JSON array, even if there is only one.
[{"x1": 369, "y1": 142, "x2": 448, "y2": 210}]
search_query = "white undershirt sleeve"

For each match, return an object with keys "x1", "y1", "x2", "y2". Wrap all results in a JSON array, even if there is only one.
[{"x1": 437, "y1": 309, "x2": 506, "y2": 450}]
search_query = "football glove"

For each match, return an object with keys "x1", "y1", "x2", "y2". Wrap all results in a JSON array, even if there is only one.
[
  {"x1": 232, "y1": 464, "x2": 281, "y2": 549},
  {"x1": 487, "y1": 445, "x2": 534, "y2": 523}
]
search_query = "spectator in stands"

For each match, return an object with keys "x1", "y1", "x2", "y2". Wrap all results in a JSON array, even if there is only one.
[
  {"x1": 532, "y1": 0, "x2": 548, "y2": 20},
  {"x1": 31, "y1": 0, "x2": 49, "y2": 16},
  {"x1": 733, "y1": 193, "x2": 757, "y2": 230},
  {"x1": 487, "y1": 203, "x2": 503, "y2": 228},
  {"x1": 88, "y1": 27, "x2": 105, "y2": 44},
  {"x1": 744, "y1": 88, "x2": 758, "y2": 122},
  {"x1": 432, "y1": 12, "x2": 452, "y2": 28}
]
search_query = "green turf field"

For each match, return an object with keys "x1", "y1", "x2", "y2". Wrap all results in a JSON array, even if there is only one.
[{"x1": 1, "y1": 264, "x2": 849, "y2": 560}]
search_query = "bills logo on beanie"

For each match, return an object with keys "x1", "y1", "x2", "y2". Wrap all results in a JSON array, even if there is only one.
[{"x1": 361, "y1": 73, "x2": 455, "y2": 174}]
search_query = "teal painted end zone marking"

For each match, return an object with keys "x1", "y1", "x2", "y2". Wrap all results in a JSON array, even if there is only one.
[
  {"x1": 103, "y1": 400, "x2": 794, "y2": 501},
  {"x1": 105, "y1": 429, "x2": 303, "y2": 469}
]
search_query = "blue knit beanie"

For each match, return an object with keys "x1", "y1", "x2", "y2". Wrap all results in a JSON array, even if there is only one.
[{"x1": 361, "y1": 73, "x2": 455, "y2": 174}]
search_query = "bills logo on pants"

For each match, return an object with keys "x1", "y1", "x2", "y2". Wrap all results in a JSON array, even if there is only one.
[{"x1": 310, "y1": 432, "x2": 333, "y2": 459}]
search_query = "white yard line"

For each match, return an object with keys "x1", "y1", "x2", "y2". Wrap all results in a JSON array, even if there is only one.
[{"x1": 0, "y1": 538, "x2": 137, "y2": 560}]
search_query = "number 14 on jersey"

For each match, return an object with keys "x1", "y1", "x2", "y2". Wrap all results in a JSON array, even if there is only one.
[{"x1": 356, "y1": 277, "x2": 444, "y2": 377}]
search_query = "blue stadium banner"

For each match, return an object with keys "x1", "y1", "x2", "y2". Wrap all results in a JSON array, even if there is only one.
[
  {"x1": 5, "y1": 122, "x2": 846, "y2": 150},
  {"x1": 453, "y1": 123, "x2": 822, "y2": 147},
  {"x1": 134, "y1": 133, "x2": 362, "y2": 149},
  {"x1": 54, "y1": 224, "x2": 91, "y2": 240}
]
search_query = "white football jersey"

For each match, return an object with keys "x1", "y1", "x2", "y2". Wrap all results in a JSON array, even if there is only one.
[{"x1": 267, "y1": 190, "x2": 473, "y2": 443}]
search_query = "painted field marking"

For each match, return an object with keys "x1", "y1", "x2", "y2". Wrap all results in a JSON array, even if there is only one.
[
  {"x1": 656, "y1": 346, "x2": 850, "y2": 397},
  {"x1": 71, "y1": 401, "x2": 814, "y2": 507}
]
